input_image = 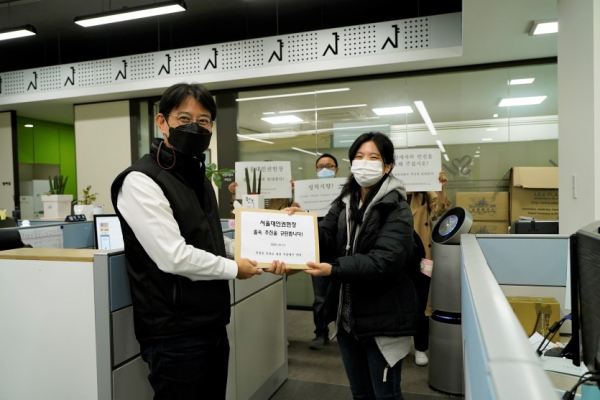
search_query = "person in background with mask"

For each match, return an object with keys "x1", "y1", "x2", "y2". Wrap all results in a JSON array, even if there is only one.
[
  {"x1": 406, "y1": 171, "x2": 450, "y2": 367},
  {"x1": 286, "y1": 132, "x2": 419, "y2": 400},
  {"x1": 308, "y1": 153, "x2": 338, "y2": 350},
  {"x1": 111, "y1": 83, "x2": 287, "y2": 399}
]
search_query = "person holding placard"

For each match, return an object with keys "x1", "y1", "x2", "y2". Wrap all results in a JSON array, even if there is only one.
[
  {"x1": 308, "y1": 153, "x2": 339, "y2": 350},
  {"x1": 407, "y1": 171, "x2": 451, "y2": 367},
  {"x1": 288, "y1": 132, "x2": 418, "y2": 400},
  {"x1": 111, "y1": 83, "x2": 287, "y2": 399}
]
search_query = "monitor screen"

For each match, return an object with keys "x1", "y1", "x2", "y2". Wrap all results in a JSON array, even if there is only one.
[
  {"x1": 570, "y1": 220, "x2": 600, "y2": 372},
  {"x1": 93, "y1": 214, "x2": 124, "y2": 250}
]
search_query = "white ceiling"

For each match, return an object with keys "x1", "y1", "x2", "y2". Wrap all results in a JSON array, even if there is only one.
[{"x1": 0, "y1": 0, "x2": 558, "y2": 125}]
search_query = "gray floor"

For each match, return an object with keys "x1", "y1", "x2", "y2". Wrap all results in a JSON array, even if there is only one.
[{"x1": 270, "y1": 309, "x2": 457, "y2": 400}]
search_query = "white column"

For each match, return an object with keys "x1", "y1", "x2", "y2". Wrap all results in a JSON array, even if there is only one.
[
  {"x1": 75, "y1": 101, "x2": 132, "y2": 214},
  {"x1": 0, "y1": 112, "x2": 15, "y2": 216},
  {"x1": 557, "y1": 0, "x2": 600, "y2": 234}
]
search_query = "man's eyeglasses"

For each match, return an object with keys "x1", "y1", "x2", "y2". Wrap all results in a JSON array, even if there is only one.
[
  {"x1": 316, "y1": 164, "x2": 337, "y2": 170},
  {"x1": 169, "y1": 113, "x2": 213, "y2": 129}
]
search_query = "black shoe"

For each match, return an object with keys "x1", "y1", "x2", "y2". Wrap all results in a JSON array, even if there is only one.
[{"x1": 309, "y1": 336, "x2": 330, "y2": 350}]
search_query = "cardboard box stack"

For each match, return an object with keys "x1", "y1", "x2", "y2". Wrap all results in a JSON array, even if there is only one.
[
  {"x1": 509, "y1": 167, "x2": 559, "y2": 222},
  {"x1": 506, "y1": 296, "x2": 561, "y2": 342},
  {"x1": 455, "y1": 191, "x2": 509, "y2": 234}
]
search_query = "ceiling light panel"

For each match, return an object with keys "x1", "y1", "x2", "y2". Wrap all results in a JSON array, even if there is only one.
[
  {"x1": 509, "y1": 78, "x2": 535, "y2": 85},
  {"x1": 499, "y1": 96, "x2": 547, "y2": 107},
  {"x1": 261, "y1": 115, "x2": 303, "y2": 124},
  {"x1": 237, "y1": 88, "x2": 350, "y2": 102},
  {"x1": 530, "y1": 20, "x2": 558, "y2": 35},
  {"x1": 74, "y1": 1, "x2": 186, "y2": 27},
  {"x1": 0, "y1": 25, "x2": 36, "y2": 41},
  {"x1": 372, "y1": 106, "x2": 414, "y2": 116},
  {"x1": 414, "y1": 101, "x2": 437, "y2": 135}
]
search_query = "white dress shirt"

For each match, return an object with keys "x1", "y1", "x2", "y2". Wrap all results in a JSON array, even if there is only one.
[{"x1": 116, "y1": 171, "x2": 238, "y2": 281}]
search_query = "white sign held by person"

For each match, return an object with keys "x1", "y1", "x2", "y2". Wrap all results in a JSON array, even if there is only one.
[
  {"x1": 235, "y1": 208, "x2": 319, "y2": 269},
  {"x1": 294, "y1": 178, "x2": 346, "y2": 217},
  {"x1": 392, "y1": 149, "x2": 442, "y2": 192},
  {"x1": 234, "y1": 161, "x2": 292, "y2": 199}
]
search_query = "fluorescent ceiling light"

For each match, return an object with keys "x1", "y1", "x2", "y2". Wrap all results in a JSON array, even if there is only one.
[
  {"x1": 237, "y1": 88, "x2": 350, "y2": 102},
  {"x1": 291, "y1": 147, "x2": 317, "y2": 156},
  {"x1": 0, "y1": 25, "x2": 36, "y2": 41},
  {"x1": 509, "y1": 78, "x2": 535, "y2": 85},
  {"x1": 486, "y1": 128, "x2": 498, "y2": 131},
  {"x1": 372, "y1": 106, "x2": 414, "y2": 116},
  {"x1": 261, "y1": 115, "x2": 303, "y2": 124},
  {"x1": 443, "y1": 154, "x2": 450, "y2": 162},
  {"x1": 493, "y1": 114, "x2": 498, "y2": 118},
  {"x1": 474, "y1": 155, "x2": 480, "y2": 158},
  {"x1": 24, "y1": 124, "x2": 34, "y2": 128},
  {"x1": 499, "y1": 96, "x2": 547, "y2": 107},
  {"x1": 333, "y1": 124, "x2": 389, "y2": 131},
  {"x1": 236, "y1": 134, "x2": 274, "y2": 144},
  {"x1": 278, "y1": 104, "x2": 367, "y2": 114},
  {"x1": 530, "y1": 20, "x2": 558, "y2": 35},
  {"x1": 482, "y1": 138, "x2": 493, "y2": 141},
  {"x1": 74, "y1": 0, "x2": 186, "y2": 27},
  {"x1": 414, "y1": 101, "x2": 437, "y2": 135},
  {"x1": 262, "y1": 112, "x2": 276, "y2": 115},
  {"x1": 435, "y1": 140, "x2": 446, "y2": 153},
  {"x1": 342, "y1": 158, "x2": 350, "y2": 162}
]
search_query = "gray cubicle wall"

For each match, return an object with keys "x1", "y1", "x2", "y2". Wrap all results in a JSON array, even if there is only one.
[
  {"x1": 476, "y1": 234, "x2": 571, "y2": 333},
  {"x1": 461, "y1": 234, "x2": 559, "y2": 400},
  {"x1": 16, "y1": 221, "x2": 94, "y2": 249}
]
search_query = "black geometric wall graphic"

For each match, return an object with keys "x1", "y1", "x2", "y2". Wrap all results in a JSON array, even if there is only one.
[
  {"x1": 0, "y1": 14, "x2": 459, "y2": 100},
  {"x1": 64, "y1": 67, "x2": 75, "y2": 86}
]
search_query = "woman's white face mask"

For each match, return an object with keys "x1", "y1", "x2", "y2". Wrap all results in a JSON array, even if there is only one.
[{"x1": 351, "y1": 160, "x2": 384, "y2": 187}]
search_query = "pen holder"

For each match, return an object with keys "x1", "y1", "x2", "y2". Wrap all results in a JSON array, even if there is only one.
[{"x1": 242, "y1": 194, "x2": 265, "y2": 209}]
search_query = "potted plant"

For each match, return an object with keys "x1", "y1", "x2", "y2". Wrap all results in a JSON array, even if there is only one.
[
  {"x1": 41, "y1": 175, "x2": 73, "y2": 220},
  {"x1": 73, "y1": 185, "x2": 98, "y2": 221},
  {"x1": 242, "y1": 167, "x2": 264, "y2": 209},
  {"x1": 205, "y1": 163, "x2": 235, "y2": 189}
]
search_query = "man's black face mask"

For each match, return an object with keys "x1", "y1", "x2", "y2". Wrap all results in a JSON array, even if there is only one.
[{"x1": 168, "y1": 124, "x2": 212, "y2": 157}]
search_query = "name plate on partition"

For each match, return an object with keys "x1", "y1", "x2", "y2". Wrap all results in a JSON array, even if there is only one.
[{"x1": 234, "y1": 208, "x2": 319, "y2": 269}]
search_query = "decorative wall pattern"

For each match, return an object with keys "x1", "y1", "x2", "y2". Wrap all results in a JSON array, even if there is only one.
[{"x1": 0, "y1": 13, "x2": 461, "y2": 101}]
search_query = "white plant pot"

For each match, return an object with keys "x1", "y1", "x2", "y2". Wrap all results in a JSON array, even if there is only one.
[
  {"x1": 41, "y1": 194, "x2": 73, "y2": 220},
  {"x1": 73, "y1": 204, "x2": 95, "y2": 221},
  {"x1": 93, "y1": 205, "x2": 104, "y2": 216},
  {"x1": 242, "y1": 194, "x2": 265, "y2": 209}
]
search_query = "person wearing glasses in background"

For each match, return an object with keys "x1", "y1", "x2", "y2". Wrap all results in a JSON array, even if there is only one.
[
  {"x1": 306, "y1": 153, "x2": 339, "y2": 350},
  {"x1": 111, "y1": 83, "x2": 287, "y2": 399}
]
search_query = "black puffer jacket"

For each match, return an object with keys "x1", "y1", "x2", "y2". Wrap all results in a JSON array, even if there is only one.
[{"x1": 320, "y1": 175, "x2": 419, "y2": 339}]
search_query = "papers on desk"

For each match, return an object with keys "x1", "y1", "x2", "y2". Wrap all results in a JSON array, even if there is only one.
[
  {"x1": 529, "y1": 332, "x2": 589, "y2": 376},
  {"x1": 540, "y1": 354, "x2": 588, "y2": 377},
  {"x1": 529, "y1": 332, "x2": 559, "y2": 352}
]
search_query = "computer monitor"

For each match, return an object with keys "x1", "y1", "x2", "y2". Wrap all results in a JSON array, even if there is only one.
[
  {"x1": 569, "y1": 220, "x2": 600, "y2": 375},
  {"x1": 511, "y1": 219, "x2": 559, "y2": 234},
  {"x1": 93, "y1": 214, "x2": 124, "y2": 250}
]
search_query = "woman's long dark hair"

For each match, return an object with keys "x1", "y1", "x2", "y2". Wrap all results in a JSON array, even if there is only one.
[{"x1": 334, "y1": 132, "x2": 395, "y2": 226}]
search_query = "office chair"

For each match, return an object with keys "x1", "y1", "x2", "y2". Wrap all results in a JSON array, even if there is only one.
[{"x1": 0, "y1": 229, "x2": 27, "y2": 251}]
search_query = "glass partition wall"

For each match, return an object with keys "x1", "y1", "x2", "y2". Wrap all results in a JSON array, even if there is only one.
[{"x1": 236, "y1": 62, "x2": 558, "y2": 205}]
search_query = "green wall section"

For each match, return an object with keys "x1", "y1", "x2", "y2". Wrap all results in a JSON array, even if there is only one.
[{"x1": 17, "y1": 117, "x2": 76, "y2": 196}]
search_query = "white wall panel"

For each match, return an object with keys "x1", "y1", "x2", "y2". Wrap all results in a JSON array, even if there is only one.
[{"x1": 75, "y1": 101, "x2": 131, "y2": 214}]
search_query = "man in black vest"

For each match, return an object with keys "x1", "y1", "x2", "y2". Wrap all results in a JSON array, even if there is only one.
[{"x1": 111, "y1": 83, "x2": 287, "y2": 399}]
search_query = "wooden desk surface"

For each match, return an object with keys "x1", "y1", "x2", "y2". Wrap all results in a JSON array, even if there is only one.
[{"x1": 0, "y1": 248, "x2": 110, "y2": 262}]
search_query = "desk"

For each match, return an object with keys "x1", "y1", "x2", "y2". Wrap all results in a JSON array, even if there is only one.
[{"x1": 0, "y1": 248, "x2": 287, "y2": 400}]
